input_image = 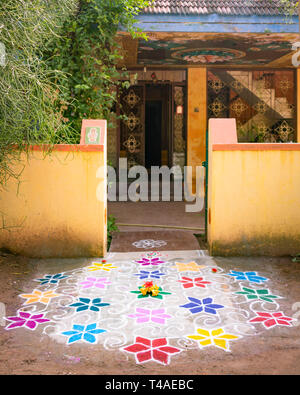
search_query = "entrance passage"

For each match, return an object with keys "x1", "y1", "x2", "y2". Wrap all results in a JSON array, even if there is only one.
[
  {"x1": 145, "y1": 84, "x2": 170, "y2": 169},
  {"x1": 116, "y1": 76, "x2": 186, "y2": 170},
  {"x1": 145, "y1": 100, "x2": 162, "y2": 168},
  {"x1": 109, "y1": 229, "x2": 201, "y2": 252}
]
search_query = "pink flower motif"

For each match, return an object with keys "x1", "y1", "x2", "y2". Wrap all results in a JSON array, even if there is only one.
[
  {"x1": 249, "y1": 311, "x2": 294, "y2": 329},
  {"x1": 79, "y1": 277, "x2": 112, "y2": 289},
  {"x1": 135, "y1": 257, "x2": 165, "y2": 266},
  {"x1": 128, "y1": 308, "x2": 172, "y2": 325},
  {"x1": 5, "y1": 312, "x2": 50, "y2": 331},
  {"x1": 178, "y1": 276, "x2": 211, "y2": 289},
  {"x1": 122, "y1": 337, "x2": 182, "y2": 365}
]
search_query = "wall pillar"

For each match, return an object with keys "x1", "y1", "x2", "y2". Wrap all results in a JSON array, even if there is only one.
[
  {"x1": 187, "y1": 68, "x2": 207, "y2": 192},
  {"x1": 297, "y1": 68, "x2": 300, "y2": 142}
]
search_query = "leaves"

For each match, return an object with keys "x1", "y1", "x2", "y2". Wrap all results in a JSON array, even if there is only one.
[{"x1": 44, "y1": 0, "x2": 150, "y2": 134}]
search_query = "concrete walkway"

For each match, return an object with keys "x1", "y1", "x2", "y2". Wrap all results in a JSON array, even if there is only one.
[{"x1": 108, "y1": 202, "x2": 205, "y2": 233}]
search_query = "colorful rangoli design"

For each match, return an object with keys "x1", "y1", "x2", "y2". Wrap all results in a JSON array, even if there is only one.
[{"x1": 2, "y1": 253, "x2": 296, "y2": 366}]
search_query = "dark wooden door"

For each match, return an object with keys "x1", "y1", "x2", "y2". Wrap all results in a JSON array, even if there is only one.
[{"x1": 119, "y1": 86, "x2": 145, "y2": 168}]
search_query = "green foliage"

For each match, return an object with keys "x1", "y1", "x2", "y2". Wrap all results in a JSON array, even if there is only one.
[
  {"x1": 0, "y1": 0, "x2": 150, "y2": 185},
  {"x1": 0, "y1": 0, "x2": 78, "y2": 185},
  {"x1": 107, "y1": 214, "x2": 118, "y2": 250},
  {"x1": 278, "y1": 0, "x2": 299, "y2": 16},
  {"x1": 44, "y1": 0, "x2": 151, "y2": 135},
  {"x1": 292, "y1": 253, "x2": 300, "y2": 262}
]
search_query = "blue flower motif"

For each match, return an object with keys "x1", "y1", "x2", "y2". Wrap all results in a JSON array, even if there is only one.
[
  {"x1": 133, "y1": 270, "x2": 165, "y2": 280},
  {"x1": 180, "y1": 297, "x2": 224, "y2": 315},
  {"x1": 35, "y1": 273, "x2": 69, "y2": 285},
  {"x1": 69, "y1": 297, "x2": 110, "y2": 312},
  {"x1": 62, "y1": 323, "x2": 106, "y2": 344},
  {"x1": 226, "y1": 271, "x2": 268, "y2": 284}
]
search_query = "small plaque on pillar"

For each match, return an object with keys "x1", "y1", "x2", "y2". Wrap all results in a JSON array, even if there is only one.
[{"x1": 80, "y1": 120, "x2": 106, "y2": 145}]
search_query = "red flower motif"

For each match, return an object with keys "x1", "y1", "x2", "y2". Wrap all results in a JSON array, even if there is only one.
[
  {"x1": 144, "y1": 281, "x2": 154, "y2": 289},
  {"x1": 249, "y1": 311, "x2": 294, "y2": 329},
  {"x1": 122, "y1": 337, "x2": 181, "y2": 365},
  {"x1": 178, "y1": 276, "x2": 211, "y2": 289}
]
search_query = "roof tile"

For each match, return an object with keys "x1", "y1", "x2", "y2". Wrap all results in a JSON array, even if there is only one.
[{"x1": 143, "y1": 0, "x2": 297, "y2": 15}]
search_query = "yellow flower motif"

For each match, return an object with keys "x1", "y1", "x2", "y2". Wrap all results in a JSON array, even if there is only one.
[
  {"x1": 187, "y1": 328, "x2": 240, "y2": 352},
  {"x1": 174, "y1": 262, "x2": 205, "y2": 273},
  {"x1": 20, "y1": 290, "x2": 60, "y2": 305},
  {"x1": 140, "y1": 287, "x2": 148, "y2": 296},
  {"x1": 151, "y1": 289, "x2": 159, "y2": 297},
  {"x1": 88, "y1": 262, "x2": 117, "y2": 272}
]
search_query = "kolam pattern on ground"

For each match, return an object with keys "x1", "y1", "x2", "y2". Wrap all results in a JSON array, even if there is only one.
[{"x1": 3, "y1": 249, "x2": 296, "y2": 365}]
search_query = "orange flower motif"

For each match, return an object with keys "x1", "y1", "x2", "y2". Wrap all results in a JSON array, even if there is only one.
[
  {"x1": 174, "y1": 262, "x2": 205, "y2": 273},
  {"x1": 20, "y1": 290, "x2": 60, "y2": 305}
]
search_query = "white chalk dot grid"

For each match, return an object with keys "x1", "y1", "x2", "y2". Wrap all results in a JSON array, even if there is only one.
[{"x1": 2, "y1": 250, "x2": 297, "y2": 365}]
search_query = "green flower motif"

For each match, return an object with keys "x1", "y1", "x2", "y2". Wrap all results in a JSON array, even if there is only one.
[
  {"x1": 130, "y1": 287, "x2": 171, "y2": 300},
  {"x1": 235, "y1": 287, "x2": 280, "y2": 303}
]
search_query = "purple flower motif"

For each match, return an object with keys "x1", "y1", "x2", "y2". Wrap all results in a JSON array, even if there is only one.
[
  {"x1": 5, "y1": 312, "x2": 50, "y2": 330},
  {"x1": 79, "y1": 277, "x2": 112, "y2": 289},
  {"x1": 133, "y1": 270, "x2": 165, "y2": 280},
  {"x1": 128, "y1": 308, "x2": 172, "y2": 325},
  {"x1": 180, "y1": 297, "x2": 225, "y2": 315},
  {"x1": 135, "y1": 257, "x2": 165, "y2": 267}
]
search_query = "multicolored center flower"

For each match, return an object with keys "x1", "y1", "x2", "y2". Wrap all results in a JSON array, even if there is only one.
[
  {"x1": 140, "y1": 281, "x2": 160, "y2": 297},
  {"x1": 130, "y1": 283, "x2": 171, "y2": 300}
]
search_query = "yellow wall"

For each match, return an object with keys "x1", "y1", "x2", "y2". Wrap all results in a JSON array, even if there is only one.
[
  {"x1": 208, "y1": 145, "x2": 300, "y2": 256},
  {"x1": 187, "y1": 68, "x2": 207, "y2": 191},
  {"x1": 0, "y1": 148, "x2": 107, "y2": 258},
  {"x1": 297, "y1": 68, "x2": 300, "y2": 142}
]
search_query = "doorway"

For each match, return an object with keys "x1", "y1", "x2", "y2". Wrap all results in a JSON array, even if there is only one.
[
  {"x1": 145, "y1": 83, "x2": 170, "y2": 169},
  {"x1": 118, "y1": 83, "x2": 172, "y2": 170},
  {"x1": 145, "y1": 100, "x2": 162, "y2": 168}
]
